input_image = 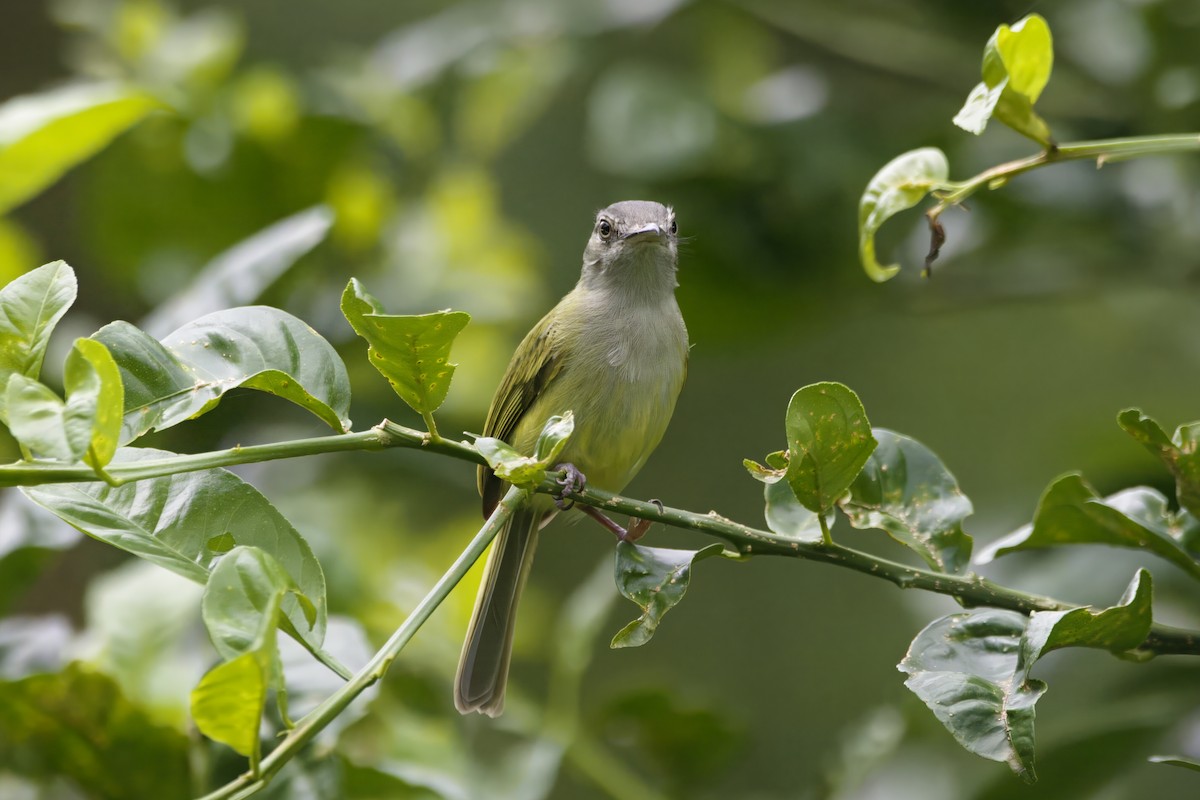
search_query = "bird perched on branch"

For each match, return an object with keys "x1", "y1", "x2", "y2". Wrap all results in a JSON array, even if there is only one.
[{"x1": 455, "y1": 200, "x2": 689, "y2": 716}]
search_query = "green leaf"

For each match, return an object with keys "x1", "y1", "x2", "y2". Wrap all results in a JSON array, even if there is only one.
[
  {"x1": 64, "y1": 338, "x2": 124, "y2": 470},
  {"x1": 977, "y1": 474, "x2": 1200, "y2": 581},
  {"x1": 953, "y1": 14, "x2": 1054, "y2": 145},
  {"x1": 1021, "y1": 569, "x2": 1153, "y2": 663},
  {"x1": 858, "y1": 147, "x2": 949, "y2": 282},
  {"x1": 192, "y1": 546, "x2": 303, "y2": 761},
  {"x1": 743, "y1": 449, "x2": 787, "y2": 484},
  {"x1": 5, "y1": 375, "x2": 78, "y2": 460},
  {"x1": 190, "y1": 651, "x2": 267, "y2": 760},
  {"x1": 340, "y1": 278, "x2": 470, "y2": 418},
  {"x1": 0, "y1": 83, "x2": 160, "y2": 215},
  {"x1": 476, "y1": 412, "x2": 575, "y2": 489},
  {"x1": 899, "y1": 608, "x2": 1042, "y2": 781},
  {"x1": 476, "y1": 437, "x2": 544, "y2": 486},
  {"x1": 763, "y1": 478, "x2": 827, "y2": 541},
  {"x1": 533, "y1": 411, "x2": 574, "y2": 463},
  {"x1": 1119, "y1": 408, "x2": 1200, "y2": 519},
  {"x1": 1149, "y1": 755, "x2": 1200, "y2": 772},
  {"x1": 951, "y1": 82, "x2": 1005, "y2": 136},
  {"x1": 0, "y1": 261, "x2": 77, "y2": 407},
  {"x1": 22, "y1": 447, "x2": 327, "y2": 653},
  {"x1": 203, "y1": 545, "x2": 303, "y2": 660},
  {"x1": 0, "y1": 663, "x2": 191, "y2": 800},
  {"x1": 141, "y1": 206, "x2": 334, "y2": 338},
  {"x1": 5, "y1": 338, "x2": 122, "y2": 467},
  {"x1": 841, "y1": 429, "x2": 973, "y2": 573},
  {"x1": 784, "y1": 382, "x2": 877, "y2": 514},
  {"x1": 611, "y1": 542, "x2": 724, "y2": 649},
  {"x1": 95, "y1": 307, "x2": 351, "y2": 444},
  {"x1": 900, "y1": 571, "x2": 1155, "y2": 782}
]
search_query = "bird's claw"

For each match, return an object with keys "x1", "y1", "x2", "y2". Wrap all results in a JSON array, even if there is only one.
[{"x1": 553, "y1": 462, "x2": 586, "y2": 510}]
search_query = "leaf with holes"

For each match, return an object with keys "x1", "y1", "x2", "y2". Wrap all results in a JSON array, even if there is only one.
[
  {"x1": 900, "y1": 570, "x2": 1154, "y2": 782},
  {"x1": 611, "y1": 542, "x2": 724, "y2": 648},
  {"x1": 785, "y1": 382, "x2": 877, "y2": 514},
  {"x1": 341, "y1": 278, "x2": 470, "y2": 418},
  {"x1": 841, "y1": 429, "x2": 973, "y2": 573}
]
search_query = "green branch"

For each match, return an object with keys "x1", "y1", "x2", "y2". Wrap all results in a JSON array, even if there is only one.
[
  {"x1": 8, "y1": 418, "x2": 1200, "y2": 660},
  {"x1": 0, "y1": 421, "x2": 481, "y2": 487},
  {"x1": 198, "y1": 483, "x2": 528, "y2": 800},
  {"x1": 929, "y1": 133, "x2": 1200, "y2": 215}
]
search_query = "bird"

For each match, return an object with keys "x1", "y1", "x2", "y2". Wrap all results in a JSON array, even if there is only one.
[{"x1": 455, "y1": 200, "x2": 689, "y2": 717}]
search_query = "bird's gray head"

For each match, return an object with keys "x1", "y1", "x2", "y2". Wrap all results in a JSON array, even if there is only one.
[{"x1": 580, "y1": 201, "x2": 678, "y2": 292}]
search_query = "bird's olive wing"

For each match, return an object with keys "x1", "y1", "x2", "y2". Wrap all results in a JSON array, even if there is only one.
[{"x1": 478, "y1": 312, "x2": 564, "y2": 516}]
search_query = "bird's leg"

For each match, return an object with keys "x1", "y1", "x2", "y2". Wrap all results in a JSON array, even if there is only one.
[
  {"x1": 553, "y1": 462, "x2": 586, "y2": 510},
  {"x1": 553, "y1": 463, "x2": 653, "y2": 541},
  {"x1": 579, "y1": 505, "x2": 651, "y2": 542}
]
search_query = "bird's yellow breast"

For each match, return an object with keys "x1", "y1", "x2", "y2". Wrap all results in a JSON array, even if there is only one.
[{"x1": 510, "y1": 293, "x2": 687, "y2": 494}]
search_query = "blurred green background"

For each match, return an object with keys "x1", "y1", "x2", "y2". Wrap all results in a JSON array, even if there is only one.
[{"x1": 2, "y1": 0, "x2": 1200, "y2": 798}]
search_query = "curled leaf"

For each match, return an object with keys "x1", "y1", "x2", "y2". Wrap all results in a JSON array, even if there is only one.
[{"x1": 858, "y1": 148, "x2": 949, "y2": 282}]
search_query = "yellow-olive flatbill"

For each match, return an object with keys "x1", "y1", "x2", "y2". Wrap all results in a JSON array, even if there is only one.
[{"x1": 455, "y1": 200, "x2": 689, "y2": 716}]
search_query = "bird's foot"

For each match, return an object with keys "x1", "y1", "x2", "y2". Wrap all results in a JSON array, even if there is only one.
[{"x1": 553, "y1": 462, "x2": 586, "y2": 510}]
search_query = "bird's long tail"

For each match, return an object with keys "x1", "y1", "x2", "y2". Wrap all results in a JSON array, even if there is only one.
[{"x1": 454, "y1": 505, "x2": 540, "y2": 716}]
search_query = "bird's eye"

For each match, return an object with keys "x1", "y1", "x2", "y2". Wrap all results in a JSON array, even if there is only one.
[
  {"x1": 668, "y1": 218, "x2": 678, "y2": 235},
  {"x1": 598, "y1": 219, "x2": 613, "y2": 239}
]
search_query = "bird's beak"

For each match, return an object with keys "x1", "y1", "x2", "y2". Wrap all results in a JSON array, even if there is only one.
[{"x1": 622, "y1": 223, "x2": 666, "y2": 242}]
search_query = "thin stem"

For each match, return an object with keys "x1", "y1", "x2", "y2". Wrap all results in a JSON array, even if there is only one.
[
  {"x1": 197, "y1": 484, "x2": 527, "y2": 800},
  {"x1": 421, "y1": 410, "x2": 442, "y2": 442},
  {"x1": 818, "y1": 512, "x2": 834, "y2": 546},
  {"x1": 930, "y1": 133, "x2": 1200, "y2": 215}
]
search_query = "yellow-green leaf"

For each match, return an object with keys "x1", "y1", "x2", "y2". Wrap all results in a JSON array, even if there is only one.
[
  {"x1": 0, "y1": 83, "x2": 160, "y2": 215},
  {"x1": 190, "y1": 652, "x2": 266, "y2": 759},
  {"x1": 953, "y1": 14, "x2": 1054, "y2": 146}
]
